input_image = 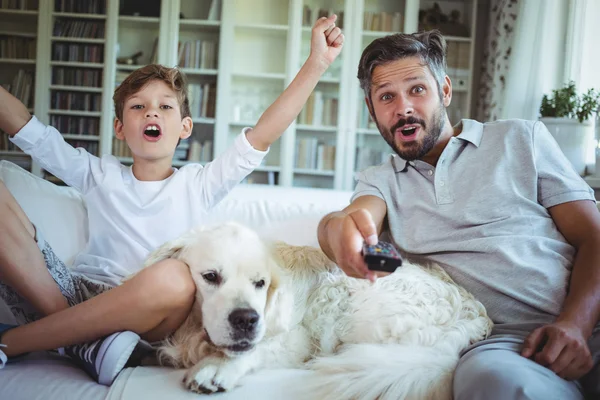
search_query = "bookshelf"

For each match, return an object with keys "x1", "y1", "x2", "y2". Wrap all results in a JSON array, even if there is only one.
[
  {"x1": 0, "y1": 1, "x2": 39, "y2": 171},
  {"x1": 0, "y1": 0, "x2": 480, "y2": 191}
]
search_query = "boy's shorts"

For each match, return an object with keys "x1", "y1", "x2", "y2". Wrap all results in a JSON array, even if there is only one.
[{"x1": 0, "y1": 226, "x2": 114, "y2": 325}]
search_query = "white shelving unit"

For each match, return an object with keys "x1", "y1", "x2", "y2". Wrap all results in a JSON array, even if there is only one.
[{"x1": 0, "y1": 0, "x2": 479, "y2": 190}]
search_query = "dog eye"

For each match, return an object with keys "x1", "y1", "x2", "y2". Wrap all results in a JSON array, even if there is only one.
[
  {"x1": 202, "y1": 272, "x2": 220, "y2": 284},
  {"x1": 254, "y1": 279, "x2": 265, "y2": 289}
]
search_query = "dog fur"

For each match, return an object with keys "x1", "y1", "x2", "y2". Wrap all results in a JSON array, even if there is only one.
[{"x1": 142, "y1": 222, "x2": 493, "y2": 399}]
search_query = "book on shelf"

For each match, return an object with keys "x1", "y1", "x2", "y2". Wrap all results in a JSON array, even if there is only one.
[
  {"x1": 177, "y1": 40, "x2": 217, "y2": 69},
  {"x1": 54, "y1": 0, "x2": 106, "y2": 15},
  {"x1": 188, "y1": 83, "x2": 216, "y2": 119},
  {"x1": 2, "y1": 69, "x2": 33, "y2": 107},
  {"x1": 187, "y1": 139, "x2": 212, "y2": 163},
  {"x1": 0, "y1": 0, "x2": 34, "y2": 10},
  {"x1": 51, "y1": 115, "x2": 99, "y2": 135},
  {"x1": 302, "y1": 6, "x2": 344, "y2": 29},
  {"x1": 51, "y1": 92, "x2": 101, "y2": 111},
  {"x1": 53, "y1": 19, "x2": 105, "y2": 39},
  {"x1": 53, "y1": 67, "x2": 102, "y2": 87},
  {"x1": 207, "y1": 0, "x2": 221, "y2": 21},
  {"x1": 112, "y1": 136, "x2": 132, "y2": 158},
  {"x1": 52, "y1": 43, "x2": 104, "y2": 63},
  {"x1": 0, "y1": 36, "x2": 36, "y2": 59},
  {"x1": 295, "y1": 138, "x2": 335, "y2": 171},
  {"x1": 298, "y1": 90, "x2": 338, "y2": 126},
  {"x1": 363, "y1": 11, "x2": 402, "y2": 32}
]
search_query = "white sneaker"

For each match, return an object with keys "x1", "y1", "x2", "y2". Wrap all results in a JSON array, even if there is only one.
[
  {"x1": 62, "y1": 331, "x2": 140, "y2": 386},
  {"x1": 0, "y1": 323, "x2": 17, "y2": 369}
]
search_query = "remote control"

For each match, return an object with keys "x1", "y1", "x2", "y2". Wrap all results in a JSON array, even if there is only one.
[{"x1": 362, "y1": 241, "x2": 403, "y2": 272}]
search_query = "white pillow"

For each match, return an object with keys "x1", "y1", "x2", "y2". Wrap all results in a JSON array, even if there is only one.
[{"x1": 0, "y1": 161, "x2": 88, "y2": 266}]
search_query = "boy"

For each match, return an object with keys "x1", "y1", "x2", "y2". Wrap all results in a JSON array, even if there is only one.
[{"x1": 0, "y1": 16, "x2": 344, "y2": 386}]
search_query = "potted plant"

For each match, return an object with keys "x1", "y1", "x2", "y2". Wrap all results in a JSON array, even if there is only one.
[{"x1": 539, "y1": 81, "x2": 600, "y2": 176}]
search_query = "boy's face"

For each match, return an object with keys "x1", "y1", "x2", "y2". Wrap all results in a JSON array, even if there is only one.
[
  {"x1": 367, "y1": 56, "x2": 452, "y2": 161},
  {"x1": 114, "y1": 80, "x2": 192, "y2": 162}
]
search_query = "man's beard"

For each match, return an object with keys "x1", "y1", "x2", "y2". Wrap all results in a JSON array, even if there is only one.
[{"x1": 375, "y1": 104, "x2": 446, "y2": 161}]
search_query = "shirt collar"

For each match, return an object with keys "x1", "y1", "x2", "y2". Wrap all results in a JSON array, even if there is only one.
[{"x1": 394, "y1": 119, "x2": 483, "y2": 173}]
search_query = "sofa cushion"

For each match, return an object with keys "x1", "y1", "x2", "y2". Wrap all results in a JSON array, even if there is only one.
[{"x1": 0, "y1": 160, "x2": 88, "y2": 266}]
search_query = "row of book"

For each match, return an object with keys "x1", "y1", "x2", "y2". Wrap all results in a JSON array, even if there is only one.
[
  {"x1": 52, "y1": 67, "x2": 102, "y2": 87},
  {"x1": 363, "y1": 11, "x2": 403, "y2": 32},
  {"x1": 188, "y1": 83, "x2": 217, "y2": 119},
  {"x1": 298, "y1": 90, "x2": 338, "y2": 127},
  {"x1": 50, "y1": 115, "x2": 100, "y2": 135},
  {"x1": 446, "y1": 41, "x2": 471, "y2": 71},
  {"x1": 0, "y1": 0, "x2": 35, "y2": 10},
  {"x1": 186, "y1": 139, "x2": 213, "y2": 163},
  {"x1": 177, "y1": 40, "x2": 218, "y2": 70},
  {"x1": 1, "y1": 69, "x2": 33, "y2": 108},
  {"x1": 302, "y1": 6, "x2": 344, "y2": 29},
  {"x1": 50, "y1": 91, "x2": 101, "y2": 111},
  {"x1": 295, "y1": 138, "x2": 336, "y2": 171},
  {"x1": 358, "y1": 103, "x2": 377, "y2": 130},
  {"x1": 112, "y1": 136, "x2": 132, "y2": 158},
  {"x1": 52, "y1": 43, "x2": 104, "y2": 63},
  {"x1": 53, "y1": 19, "x2": 105, "y2": 39},
  {"x1": 0, "y1": 36, "x2": 36, "y2": 59},
  {"x1": 55, "y1": 0, "x2": 105, "y2": 15}
]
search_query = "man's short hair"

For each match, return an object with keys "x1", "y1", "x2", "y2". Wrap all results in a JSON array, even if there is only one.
[
  {"x1": 357, "y1": 30, "x2": 447, "y2": 100},
  {"x1": 113, "y1": 64, "x2": 191, "y2": 122}
]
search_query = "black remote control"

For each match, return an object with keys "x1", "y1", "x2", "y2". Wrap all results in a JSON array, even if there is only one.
[{"x1": 362, "y1": 241, "x2": 403, "y2": 272}]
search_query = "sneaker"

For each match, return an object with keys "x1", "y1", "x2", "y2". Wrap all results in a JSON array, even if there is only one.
[
  {"x1": 0, "y1": 323, "x2": 17, "y2": 369},
  {"x1": 62, "y1": 331, "x2": 140, "y2": 386}
]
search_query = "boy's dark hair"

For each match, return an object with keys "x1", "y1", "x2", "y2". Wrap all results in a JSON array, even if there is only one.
[
  {"x1": 357, "y1": 30, "x2": 447, "y2": 99},
  {"x1": 113, "y1": 64, "x2": 191, "y2": 122}
]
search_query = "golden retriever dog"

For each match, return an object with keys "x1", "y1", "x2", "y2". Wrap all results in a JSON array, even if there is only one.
[{"x1": 142, "y1": 222, "x2": 492, "y2": 400}]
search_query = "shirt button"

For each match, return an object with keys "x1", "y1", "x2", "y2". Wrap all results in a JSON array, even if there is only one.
[
  {"x1": 428, "y1": 170, "x2": 433, "y2": 176},
  {"x1": 440, "y1": 181, "x2": 445, "y2": 186}
]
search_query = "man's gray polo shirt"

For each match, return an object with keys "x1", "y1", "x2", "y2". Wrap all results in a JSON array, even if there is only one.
[{"x1": 352, "y1": 119, "x2": 596, "y2": 335}]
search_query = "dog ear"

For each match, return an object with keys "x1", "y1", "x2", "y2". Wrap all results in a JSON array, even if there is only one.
[{"x1": 264, "y1": 259, "x2": 292, "y2": 336}]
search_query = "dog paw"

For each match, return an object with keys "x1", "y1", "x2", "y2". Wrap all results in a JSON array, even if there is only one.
[{"x1": 183, "y1": 361, "x2": 242, "y2": 394}]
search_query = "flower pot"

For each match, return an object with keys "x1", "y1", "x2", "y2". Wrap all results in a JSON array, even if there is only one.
[{"x1": 539, "y1": 117, "x2": 594, "y2": 176}]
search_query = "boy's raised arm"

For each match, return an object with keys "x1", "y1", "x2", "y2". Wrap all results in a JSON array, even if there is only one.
[
  {"x1": 0, "y1": 86, "x2": 32, "y2": 136},
  {"x1": 246, "y1": 15, "x2": 344, "y2": 151}
]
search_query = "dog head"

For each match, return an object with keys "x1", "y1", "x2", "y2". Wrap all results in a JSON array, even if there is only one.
[{"x1": 149, "y1": 222, "x2": 290, "y2": 357}]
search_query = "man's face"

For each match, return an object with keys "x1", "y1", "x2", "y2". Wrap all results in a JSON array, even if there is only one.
[{"x1": 367, "y1": 57, "x2": 451, "y2": 161}]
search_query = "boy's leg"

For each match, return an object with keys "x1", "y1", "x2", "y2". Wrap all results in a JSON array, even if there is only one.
[
  {"x1": 0, "y1": 181, "x2": 69, "y2": 316},
  {"x1": 1, "y1": 258, "x2": 195, "y2": 356}
]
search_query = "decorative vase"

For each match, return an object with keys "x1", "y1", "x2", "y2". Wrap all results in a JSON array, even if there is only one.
[{"x1": 539, "y1": 117, "x2": 595, "y2": 176}]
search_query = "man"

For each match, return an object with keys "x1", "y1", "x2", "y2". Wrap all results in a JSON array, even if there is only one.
[{"x1": 317, "y1": 30, "x2": 600, "y2": 399}]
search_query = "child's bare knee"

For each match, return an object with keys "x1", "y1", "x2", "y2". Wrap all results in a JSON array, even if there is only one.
[{"x1": 144, "y1": 259, "x2": 195, "y2": 304}]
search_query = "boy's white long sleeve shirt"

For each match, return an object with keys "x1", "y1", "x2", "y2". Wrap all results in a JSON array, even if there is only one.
[{"x1": 10, "y1": 116, "x2": 268, "y2": 286}]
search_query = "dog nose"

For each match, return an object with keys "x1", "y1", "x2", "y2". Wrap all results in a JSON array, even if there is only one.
[{"x1": 228, "y1": 308, "x2": 259, "y2": 332}]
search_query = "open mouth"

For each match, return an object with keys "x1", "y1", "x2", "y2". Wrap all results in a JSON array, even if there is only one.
[
  {"x1": 400, "y1": 126, "x2": 417, "y2": 136},
  {"x1": 143, "y1": 124, "x2": 162, "y2": 141},
  {"x1": 395, "y1": 124, "x2": 419, "y2": 141}
]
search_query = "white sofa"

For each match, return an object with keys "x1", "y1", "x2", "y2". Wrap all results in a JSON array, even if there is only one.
[{"x1": 0, "y1": 160, "x2": 353, "y2": 400}]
